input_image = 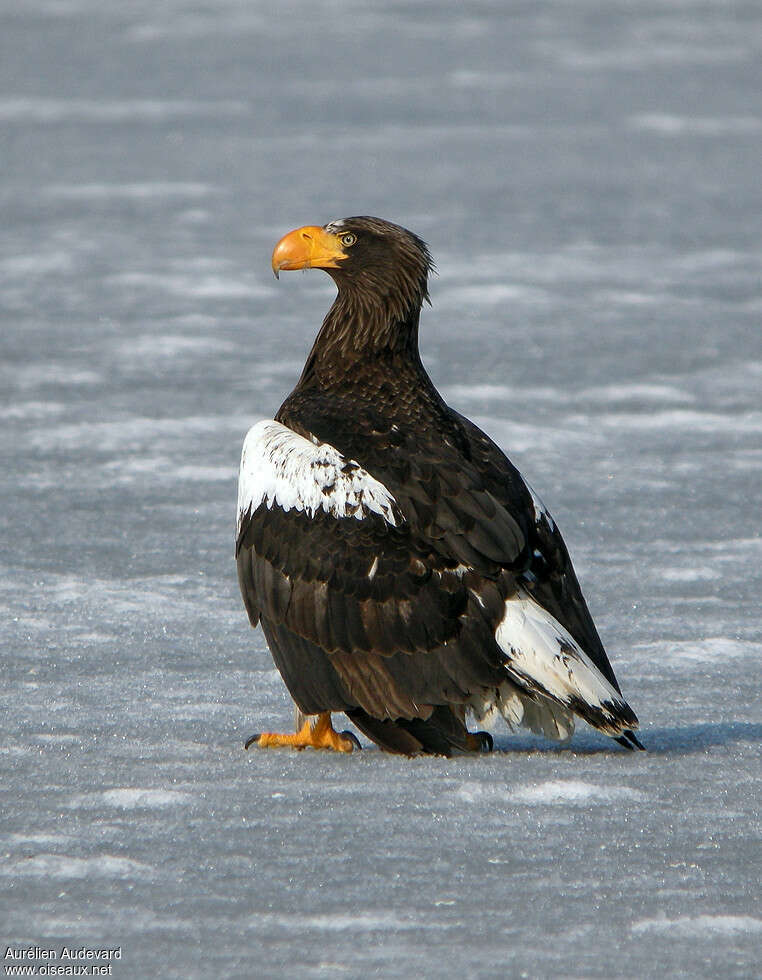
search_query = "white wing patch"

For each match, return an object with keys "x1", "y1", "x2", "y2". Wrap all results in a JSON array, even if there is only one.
[
  {"x1": 494, "y1": 588, "x2": 630, "y2": 735},
  {"x1": 237, "y1": 419, "x2": 401, "y2": 536}
]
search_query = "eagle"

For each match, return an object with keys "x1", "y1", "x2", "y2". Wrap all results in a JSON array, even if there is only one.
[{"x1": 236, "y1": 216, "x2": 643, "y2": 756}]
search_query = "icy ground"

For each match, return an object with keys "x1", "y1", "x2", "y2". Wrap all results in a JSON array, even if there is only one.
[{"x1": 1, "y1": 1, "x2": 761, "y2": 977}]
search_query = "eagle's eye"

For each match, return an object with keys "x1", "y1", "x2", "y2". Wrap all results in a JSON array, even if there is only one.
[{"x1": 340, "y1": 233, "x2": 357, "y2": 247}]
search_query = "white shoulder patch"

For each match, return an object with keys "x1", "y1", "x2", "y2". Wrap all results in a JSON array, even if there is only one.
[{"x1": 237, "y1": 420, "x2": 401, "y2": 535}]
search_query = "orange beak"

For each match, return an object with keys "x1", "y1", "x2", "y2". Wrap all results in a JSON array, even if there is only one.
[{"x1": 271, "y1": 225, "x2": 349, "y2": 278}]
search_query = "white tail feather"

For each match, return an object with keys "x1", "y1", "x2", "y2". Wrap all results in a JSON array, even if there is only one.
[
  {"x1": 494, "y1": 588, "x2": 634, "y2": 736},
  {"x1": 470, "y1": 681, "x2": 575, "y2": 742}
]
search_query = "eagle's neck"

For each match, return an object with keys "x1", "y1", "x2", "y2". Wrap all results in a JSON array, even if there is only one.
[
  {"x1": 296, "y1": 285, "x2": 426, "y2": 389},
  {"x1": 279, "y1": 281, "x2": 460, "y2": 444}
]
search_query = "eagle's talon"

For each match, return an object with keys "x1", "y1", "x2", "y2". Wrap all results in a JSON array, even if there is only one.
[
  {"x1": 243, "y1": 714, "x2": 358, "y2": 753},
  {"x1": 340, "y1": 730, "x2": 362, "y2": 751}
]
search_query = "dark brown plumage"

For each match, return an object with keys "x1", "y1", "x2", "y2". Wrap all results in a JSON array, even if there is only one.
[{"x1": 236, "y1": 216, "x2": 642, "y2": 756}]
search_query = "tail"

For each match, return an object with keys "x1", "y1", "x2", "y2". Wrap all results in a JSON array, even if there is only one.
[
  {"x1": 494, "y1": 588, "x2": 642, "y2": 746},
  {"x1": 615, "y1": 730, "x2": 646, "y2": 751}
]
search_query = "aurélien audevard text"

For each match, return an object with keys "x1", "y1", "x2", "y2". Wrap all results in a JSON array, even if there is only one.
[{"x1": 4, "y1": 946, "x2": 122, "y2": 975}]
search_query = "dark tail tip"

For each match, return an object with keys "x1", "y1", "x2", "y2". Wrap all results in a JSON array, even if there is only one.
[{"x1": 615, "y1": 730, "x2": 646, "y2": 751}]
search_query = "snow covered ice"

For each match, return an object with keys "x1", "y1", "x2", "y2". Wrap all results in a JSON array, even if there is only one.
[{"x1": 1, "y1": 1, "x2": 760, "y2": 977}]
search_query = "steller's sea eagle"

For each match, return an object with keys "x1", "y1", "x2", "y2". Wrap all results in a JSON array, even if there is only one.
[{"x1": 236, "y1": 216, "x2": 643, "y2": 756}]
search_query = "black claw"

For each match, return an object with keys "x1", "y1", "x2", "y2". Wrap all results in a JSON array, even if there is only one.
[
  {"x1": 340, "y1": 730, "x2": 362, "y2": 751},
  {"x1": 244, "y1": 734, "x2": 261, "y2": 751},
  {"x1": 468, "y1": 732, "x2": 495, "y2": 752},
  {"x1": 475, "y1": 731, "x2": 494, "y2": 753}
]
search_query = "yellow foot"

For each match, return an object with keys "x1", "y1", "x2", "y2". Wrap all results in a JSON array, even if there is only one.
[{"x1": 245, "y1": 712, "x2": 361, "y2": 753}]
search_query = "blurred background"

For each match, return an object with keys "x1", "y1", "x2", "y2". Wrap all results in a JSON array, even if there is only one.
[{"x1": 2, "y1": 2, "x2": 760, "y2": 977}]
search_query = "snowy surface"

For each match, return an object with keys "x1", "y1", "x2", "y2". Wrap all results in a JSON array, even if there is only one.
[{"x1": 1, "y1": 1, "x2": 761, "y2": 977}]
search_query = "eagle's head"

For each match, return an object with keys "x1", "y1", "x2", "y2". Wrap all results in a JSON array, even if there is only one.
[{"x1": 272, "y1": 216, "x2": 434, "y2": 325}]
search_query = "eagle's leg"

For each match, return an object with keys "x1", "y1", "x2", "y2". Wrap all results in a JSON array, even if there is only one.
[{"x1": 245, "y1": 712, "x2": 360, "y2": 753}]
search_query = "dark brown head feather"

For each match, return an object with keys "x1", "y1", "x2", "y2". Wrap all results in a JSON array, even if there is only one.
[{"x1": 301, "y1": 217, "x2": 435, "y2": 378}]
